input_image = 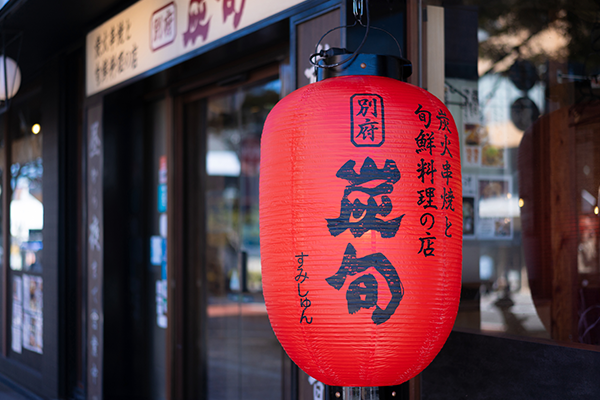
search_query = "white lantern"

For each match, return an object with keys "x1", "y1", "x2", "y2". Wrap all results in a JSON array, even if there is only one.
[{"x1": 0, "y1": 55, "x2": 21, "y2": 100}]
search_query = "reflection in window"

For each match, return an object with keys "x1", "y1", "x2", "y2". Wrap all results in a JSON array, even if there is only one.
[
  {"x1": 447, "y1": 1, "x2": 600, "y2": 343},
  {"x1": 201, "y1": 78, "x2": 282, "y2": 400},
  {"x1": 10, "y1": 102, "x2": 43, "y2": 272},
  {"x1": 10, "y1": 159, "x2": 43, "y2": 271}
]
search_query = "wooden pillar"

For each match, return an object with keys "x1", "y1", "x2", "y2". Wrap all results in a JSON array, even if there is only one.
[
  {"x1": 548, "y1": 107, "x2": 578, "y2": 341},
  {"x1": 406, "y1": 0, "x2": 421, "y2": 87}
]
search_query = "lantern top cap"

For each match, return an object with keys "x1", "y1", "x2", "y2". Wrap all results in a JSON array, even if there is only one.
[{"x1": 316, "y1": 48, "x2": 412, "y2": 82}]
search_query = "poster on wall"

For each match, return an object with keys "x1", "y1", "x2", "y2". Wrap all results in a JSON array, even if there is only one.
[
  {"x1": 462, "y1": 86, "x2": 480, "y2": 125},
  {"x1": 463, "y1": 197, "x2": 476, "y2": 237},
  {"x1": 22, "y1": 274, "x2": 43, "y2": 354},
  {"x1": 464, "y1": 122, "x2": 506, "y2": 168},
  {"x1": 159, "y1": 155, "x2": 167, "y2": 185},
  {"x1": 463, "y1": 124, "x2": 482, "y2": 166},
  {"x1": 11, "y1": 276, "x2": 23, "y2": 354},
  {"x1": 23, "y1": 314, "x2": 43, "y2": 354},
  {"x1": 461, "y1": 85, "x2": 484, "y2": 167},
  {"x1": 445, "y1": 78, "x2": 506, "y2": 169},
  {"x1": 156, "y1": 280, "x2": 168, "y2": 328},
  {"x1": 150, "y1": 236, "x2": 165, "y2": 266},
  {"x1": 155, "y1": 153, "x2": 168, "y2": 329},
  {"x1": 462, "y1": 174, "x2": 477, "y2": 239},
  {"x1": 477, "y1": 177, "x2": 513, "y2": 240}
]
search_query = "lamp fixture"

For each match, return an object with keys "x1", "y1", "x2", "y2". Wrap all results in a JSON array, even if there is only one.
[{"x1": 0, "y1": 55, "x2": 20, "y2": 100}]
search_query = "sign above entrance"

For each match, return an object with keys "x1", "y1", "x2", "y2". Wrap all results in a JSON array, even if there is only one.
[{"x1": 85, "y1": 0, "x2": 307, "y2": 96}]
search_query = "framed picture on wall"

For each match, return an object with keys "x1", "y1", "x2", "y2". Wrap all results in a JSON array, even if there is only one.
[{"x1": 477, "y1": 176, "x2": 514, "y2": 240}]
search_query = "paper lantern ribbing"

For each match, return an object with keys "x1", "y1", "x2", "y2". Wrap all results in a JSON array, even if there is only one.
[
  {"x1": 260, "y1": 75, "x2": 462, "y2": 387},
  {"x1": 0, "y1": 56, "x2": 21, "y2": 100}
]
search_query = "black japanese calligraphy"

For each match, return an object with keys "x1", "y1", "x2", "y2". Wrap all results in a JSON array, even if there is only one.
[
  {"x1": 414, "y1": 104, "x2": 432, "y2": 128},
  {"x1": 416, "y1": 159, "x2": 436, "y2": 184},
  {"x1": 94, "y1": 34, "x2": 104, "y2": 58},
  {"x1": 440, "y1": 187, "x2": 455, "y2": 211},
  {"x1": 327, "y1": 157, "x2": 404, "y2": 238},
  {"x1": 357, "y1": 98, "x2": 378, "y2": 118},
  {"x1": 295, "y1": 253, "x2": 312, "y2": 324},
  {"x1": 444, "y1": 216, "x2": 452, "y2": 238},
  {"x1": 357, "y1": 119, "x2": 380, "y2": 141},
  {"x1": 110, "y1": 56, "x2": 116, "y2": 77},
  {"x1": 110, "y1": 26, "x2": 116, "y2": 48},
  {"x1": 413, "y1": 102, "x2": 456, "y2": 259},
  {"x1": 415, "y1": 130, "x2": 436, "y2": 155},
  {"x1": 441, "y1": 160, "x2": 452, "y2": 185},
  {"x1": 436, "y1": 109, "x2": 451, "y2": 133},
  {"x1": 355, "y1": 98, "x2": 380, "y2": 140},
  {"x1": 118, "y1": 52, "x2": 125, "y2": 73},
  {"x1": 420, "y1": 213, "x2": 435, "y2": 230},
  {"x1": 132, "y1": 44, "x2": 138, "y2": 68},
  {"x1": 351, "y1": 94, "x2": 385, "y2": 147},
  {"x1": 93, "y1": 19, "x2": 132, "y2": 59},
  {"x1": 418, "y1": 233, "x2": 437, "y2": 257},
  {"x1": 326, "y1": 244, "x2": 403, "y2": 325},
  {"x1": 93, "y1": 17, "x2": 138, "y2": 86},
  {"x1": 440, "y1": 134, "x2": 452, "y2": 158},
  {"x1": 417, "y1": 187, "x2": 437, "y2": 209},
  {"x1": 102, "y1": 60, "x2": 108, "y2": 80},
  {"x1": 117, "y1": 21, "x2": 125, "y2": 45}
]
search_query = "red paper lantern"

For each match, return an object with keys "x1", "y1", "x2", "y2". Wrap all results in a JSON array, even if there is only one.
[{"x1": 260, "y1": 75, "x2": 462, "y2": 387}]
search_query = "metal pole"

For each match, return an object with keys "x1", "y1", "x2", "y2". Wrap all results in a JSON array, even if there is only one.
[
  {"x1": 417, "y1": 0, "x2": 423, "y2": 88},
  {"x1": 344, "y1": 386, "x2": 380, "y2": 399},
  {"x1": 330, "y1": 386, "x2": 383, "y2": 399}
]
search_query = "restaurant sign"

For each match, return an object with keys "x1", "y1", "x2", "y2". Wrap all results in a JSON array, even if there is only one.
[{"x1": 86, "y1": 0, "x2": 307, "y2": 96}]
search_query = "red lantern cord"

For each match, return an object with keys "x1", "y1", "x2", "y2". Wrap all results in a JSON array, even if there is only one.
[
  {"x1": 309, "y1": 0, "x2": 371, "y2": 69},
  {"x1": 309, "y1": 0, "x2": 405, "y2": 83}
]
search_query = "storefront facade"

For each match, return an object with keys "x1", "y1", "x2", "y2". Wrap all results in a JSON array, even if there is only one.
[{"x1": 0, "y1": 0, "x2": 597, "y2": 399}]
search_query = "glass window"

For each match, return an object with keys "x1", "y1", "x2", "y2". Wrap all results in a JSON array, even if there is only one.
[
  {"x1": 6, "y1": 91, "x2": 43, "y2": 363},
  {"x1": 148, "y1": 98, "x2": 167, "y2": 399},
  {"x1": 443, "y1": 0, "x2": 600, "y2": 344},
  {"x1": 10, "y1": 97, "x2": 42, "y2": 274},
  {"x1": 195, "y1": 78, "x2": 282, "y2": 400}
]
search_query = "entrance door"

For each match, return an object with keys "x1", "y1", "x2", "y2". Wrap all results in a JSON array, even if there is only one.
[{"x1": 182, "y1": 72, "x2": 284, "y2": 400}]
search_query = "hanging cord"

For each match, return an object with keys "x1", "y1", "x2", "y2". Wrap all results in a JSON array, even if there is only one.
[
  {"x1": 309, "y1": 0, "x2": 372, "y2": 69},
  {"x1": 353, "y1": 0, "x2": 363, "y2": 21},
  {"x1": 309, "y1": 0, "x2": 405, "y2": 71}
]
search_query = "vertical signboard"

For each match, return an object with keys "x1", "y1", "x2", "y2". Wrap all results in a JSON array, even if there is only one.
[{"x1": 87, "y1": 105, "x2": 104, "y2": 400}]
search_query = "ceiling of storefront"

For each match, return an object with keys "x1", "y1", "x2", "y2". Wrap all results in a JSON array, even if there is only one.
[{"x1": 0, "y1": 0, "x2": 137, "y2": 81}]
